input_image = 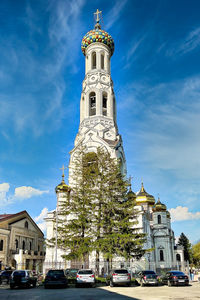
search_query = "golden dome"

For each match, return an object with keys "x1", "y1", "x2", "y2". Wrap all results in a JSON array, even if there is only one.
[
  {"x1": 55, "y1": 174, "x2": 70, "y2": 193},
  {"x1": 127, "y1": 187, "x2": 136, "y2": 201},
  {"x1": 166, "y1": 211, "x2": 171, "y2": 218},
  {"x1": 152, "y1": 197, "x2": 167, "y2": 212},
  {"x1": 136, "y1": 182, "x2": 155, "y2": 206}
]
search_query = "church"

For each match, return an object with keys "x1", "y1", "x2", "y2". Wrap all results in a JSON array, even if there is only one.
[{"x1": 44, "y1": 10, "x2": 184, "y2": 275}]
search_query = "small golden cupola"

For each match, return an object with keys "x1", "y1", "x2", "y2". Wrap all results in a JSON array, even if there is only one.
[
  {"x1": 152, "y1": 197, "x2": 167, "y2": 212},
  {"x1": 136, "y1": 182, "x2": 155, "y2": 206},
  {"x1": 127, "y1": 186, "x2": 136, "y2": 202},
  {"x1": 55, "y1": 166, "x2": 70, "y2": 194}
]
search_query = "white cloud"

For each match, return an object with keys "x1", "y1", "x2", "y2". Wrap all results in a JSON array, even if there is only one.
[
  {"x1": 169, "y1": 206, "x2": 200, "y2": 222},
  {"x1": 34, "y1": 207, "x2": 49, "y2": 233},
  {"x1": 167, "y1": 26, "x2": 200, "y2": 56},
  {"x1": 0, "y1": 183, "x2": 10, "y2": 193},
  {"x1": 105, "y1": 0, "x2": 127, "y2": 30},
  {"x1": 34, "y1": 207, "x2": 49, "y2": 222},
  {"x1": 37, "y1": 222, "x2": 47, "y2": 232},
  {"x1": 14, "y1": 186, "x2": 49, "y2": 200}
]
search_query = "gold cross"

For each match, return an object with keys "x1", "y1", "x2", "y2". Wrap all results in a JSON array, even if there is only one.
[
  {"x1": 94, "y1": 9, "x2": 102, "y2": 22},
  {"x1": 60, "y1": 165, "x2": 67, "y2": 177}
]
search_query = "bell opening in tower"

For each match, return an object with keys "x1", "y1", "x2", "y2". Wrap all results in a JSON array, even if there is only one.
[{"x1": 89, "y1": 92, "x2": 96, "y2": 116}]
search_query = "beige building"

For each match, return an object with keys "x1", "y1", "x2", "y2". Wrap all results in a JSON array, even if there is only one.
[{"x1": 0, "y1": 210, "x2": 45, "y2": 272}]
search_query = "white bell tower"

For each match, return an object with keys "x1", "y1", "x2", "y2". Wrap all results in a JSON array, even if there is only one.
[{"x1": 68, "y1": 10, "x2": 126, "y2": 185}]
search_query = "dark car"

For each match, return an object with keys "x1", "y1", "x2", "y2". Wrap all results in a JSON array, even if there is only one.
[
  {"x1": 138, "y1": 270, "x2": 159, "y2": 286},
  {"x1": 65, "y1": 268, "x2": 79, "y2": 283},
  {"x1": 0, "y1": 270, "x2": 13, "y2": 284},
  {"x1": 161, "y1": 271, "x2": 189, "y2": 286},
  {"x1": 10, "y1": 270, "x2": 37, "y2": 289},
  {"x1": 106, "y1": 269, "x2": 131, "y2": 287},
  {"x1": 44, "y1": 269, "x2": 68, "y2": 288}
]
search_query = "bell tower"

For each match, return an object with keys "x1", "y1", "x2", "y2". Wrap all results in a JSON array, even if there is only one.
[{"x1": 68, "y1": 10, "x2": 126, "y2": 185}]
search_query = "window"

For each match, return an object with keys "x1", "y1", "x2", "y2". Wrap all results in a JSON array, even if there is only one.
[
  {"x1": 101, "y1": 53, "x2": 104, "y2": 69},
  {"x1": 92, "y1": 52, "x2": 96, "y2": 69},
  {"x1": 89, "y1": 92, "x2": 96, "y2": 116},
  {"x1": 0, "y1": 240, "x2": 3, "y2": 251},
  {"x1": 102, "y1": 92, "x2": 107, "y2": 116},
  {"x1": 15, "y1": 239, "x2": 18, "y2": 250},
  {"x1": 160, "y1": 250, "x2": 164, "y2": 261},
  {"x1": 176, "y1": 254, "x2": 181, "y2": 261},
  {"x1": 25, "y1": 221, "x2": 28, "y2": 229},
  {"x1": 22, "y1": 240, "x2": 25, "y2": 250},
  {"x1": 158, "y1": 215, "x2": 161, "y2": 224}
]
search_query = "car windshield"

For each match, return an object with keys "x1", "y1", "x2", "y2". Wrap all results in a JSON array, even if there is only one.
[
  {"x1": 170, "y1": 271, "x2": 185, "y2": 275},
  {"x1": 113, "y1": 269, "x2": 128, "y2": 274},
  {"x1": 48, "y1": 270, "x2": 64, "y2": 276},
  {"x1": 78, "y1": 270, "x2": 93, "y2": 275},
  {"x1": 13, "y1": 271, "x2": 25, "y2": 277},
  {"x1": 143, "y1": 271, "x2": 156, "y2": 274},
  {"x1": 66, "y1": 269, "x2": 78, "y2": 274}
]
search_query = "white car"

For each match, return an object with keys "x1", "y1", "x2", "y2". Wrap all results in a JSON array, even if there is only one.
[{"x1": 76, "y1": 269, "x2": 95, "y2": 287}]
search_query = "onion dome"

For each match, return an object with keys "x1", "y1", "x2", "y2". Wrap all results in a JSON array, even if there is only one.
[
  {"x1": 152, "y1": 197, "x2": 167, "y2": 212},
  {"x1": 81, "y1": 20, "x2": 114, "y2": 56},
  {"x1": 55, "y1": 173, "x2": 70, "y2": 193},
  {"x1": 166, "y1": 211, "x2": 171, "y2": 218},
  {"x1": 127, "y1": 187, "x2": 136, "y2": 201},
  {"x1": 136, "y1": 182, "x2": 155, "y2": 206}
]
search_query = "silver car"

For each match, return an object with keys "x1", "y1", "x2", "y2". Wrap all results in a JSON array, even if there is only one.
[
  {"x1": 76, "y1": 269, "x2": 95, "y2": 287},
  {"x1": 106, "y1": 269, "x2": 131, "y2": 287}
]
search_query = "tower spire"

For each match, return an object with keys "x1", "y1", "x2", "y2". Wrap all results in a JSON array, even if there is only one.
[{"x1": 60, "y1": 165, "x2": 67, "y2": 183}]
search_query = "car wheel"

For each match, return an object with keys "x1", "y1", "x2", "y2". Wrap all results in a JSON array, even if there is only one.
[
  {"x1": 168, "y1": 280, "x2": 172, "y2": 287},
  {"x1": 33, "y1": 282, "x2": 36, "y2": 288},
  {"x1": 10, "y1": 284, "x2": 15, "y2": 289},
  {"x1": 127, "y1": 282, "x2": 131, "y2": 287}
]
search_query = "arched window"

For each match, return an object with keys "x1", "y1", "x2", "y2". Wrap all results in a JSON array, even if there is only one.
[
  {"x1": 158, "y1": 215, "x2": 161, "y2": 224},
  {"x1": 160, "y1": 250, "x2": 164, "y2": 261},
  {"x1": 101, "y1": 53, "x2": 104, "y2": 69},
  {"x1": 102, "y1": 92, "x2": 107, "y2": 116},
  {"x1": 92, "y1": 52, "x2": 96, "y2": 69},
  {"x1": 89, "y1": 92, "x2": 96, "y2": 116},
  {"x1": 0, "y1": 240, "x2": 3, "y2": 251},
  {"x1": 25, "y1": 221, "x2": 28, "y2": 229},
  {"x1": 176, "y1": 254, "x2": 181, "y2": 261},
  {"x1": 15, "y1": 239, "x2": 18, "y2": 250},
  {"x1": 22, "y1": 240, "x2": 25, "y2": 250}
]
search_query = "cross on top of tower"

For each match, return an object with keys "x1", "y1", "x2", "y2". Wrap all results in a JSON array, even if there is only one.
[
  {"x1": 60, "y1": 165, "x2": 67, "y2": 181},
  {"x1": 94, "y1": 8, "x2": 102, "y2": 23},
  {"x1": 94, "y1": 9, "x2": 102, "y2": 29}
]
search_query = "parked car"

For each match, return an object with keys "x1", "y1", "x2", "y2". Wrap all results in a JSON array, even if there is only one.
[
  {"x1": 10, "y1": 270, "x2": 37, "y2": 289},
  {"x1": 137, "y1": 270, "x2": 159, "y2": 286},
  {"x1": 106, "y1": 269, "x2": 131, "y2": 287},
  {"x1": 76, "y1": 269, "x2": 95, "y2": 287},
  {"x1": 65, "y1": 268, "x2": 79, "y2": 283},
  {"x1": 44, "y1": 269, "x2": 68, "y2": 288},
  {"x1": 161, "y1": 271, "x2": 189, "y2": 286},
  {"x1": 0, "y1": 269, "x2": 13, "y2": 284}
]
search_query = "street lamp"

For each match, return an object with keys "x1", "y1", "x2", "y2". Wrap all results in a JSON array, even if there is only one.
[{"x1": 147, "y1": 253, "x2": 150, "y2": 270}]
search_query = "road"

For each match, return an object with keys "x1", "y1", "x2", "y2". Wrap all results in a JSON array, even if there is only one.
[{"x1": 0, "y1": 282, "x2": 199, "y2": 300}]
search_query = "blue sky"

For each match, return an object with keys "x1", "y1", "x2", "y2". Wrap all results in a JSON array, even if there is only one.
[{"x1": 0, "y1": 0, "x2": 200, "y2": 242}]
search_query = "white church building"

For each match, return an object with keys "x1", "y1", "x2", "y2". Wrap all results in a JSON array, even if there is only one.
[{"x1": 44, "y1": 10, "x2": 184, "y2": 275}]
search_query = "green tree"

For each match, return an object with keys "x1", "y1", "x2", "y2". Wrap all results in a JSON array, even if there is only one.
[
  {"x1": 192, "y1": 242, "x2": 200, "y2": 267},
  {"x1": 49, "y1": 146, "x2": 146, "y2": 272},
  {"x1": 178, "y1": 232, "x2": 192, "y2": 263}
]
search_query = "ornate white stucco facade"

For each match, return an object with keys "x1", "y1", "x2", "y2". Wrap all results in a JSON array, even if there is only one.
[{"x1": 44, "y1": 14, "x2": 184, "y2": 274}]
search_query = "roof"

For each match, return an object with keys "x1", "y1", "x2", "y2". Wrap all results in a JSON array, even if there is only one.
[{"x1": 0, "y1": 210, "x2": 44, "y2": 236}]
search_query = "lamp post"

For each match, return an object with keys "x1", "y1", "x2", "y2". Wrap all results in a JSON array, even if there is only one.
[{"x1": 147, "y1": 253, "x2": 151, "y2": 270}]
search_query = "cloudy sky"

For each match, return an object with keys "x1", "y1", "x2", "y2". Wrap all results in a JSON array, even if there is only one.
[{"x1": 0, "y1": 0, "x2": 200, "y2": 242}]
